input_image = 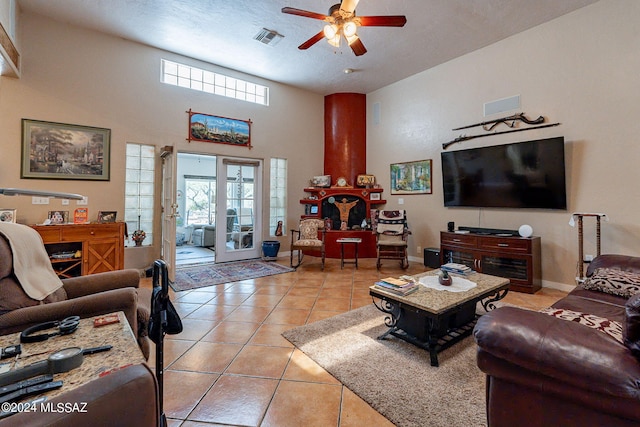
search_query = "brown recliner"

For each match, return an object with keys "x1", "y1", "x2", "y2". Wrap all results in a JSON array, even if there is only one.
[
  {"x1": 0, "y1": 364, "x2": 159, "y2": 426},
  {"x1": 0, "y1": 231, "x2": 152, "y2": 359}
]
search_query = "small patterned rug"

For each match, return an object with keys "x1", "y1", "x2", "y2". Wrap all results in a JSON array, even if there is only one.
[{"x1": 172, "y1": 259, "x2": 293, "y2": 291}]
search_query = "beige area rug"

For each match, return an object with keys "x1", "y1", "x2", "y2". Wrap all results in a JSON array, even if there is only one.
[{"x1": 283, "y1": 304, "x2": 487, "y2": 427}]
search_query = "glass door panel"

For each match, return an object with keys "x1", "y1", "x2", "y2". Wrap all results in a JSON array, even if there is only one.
[
  {"x1": 215, "y1": 158, "x2": 261, "y2": 262},
  {"x1": 480, "y1": 254, "x2": 530, "y2": 282},
  {"x1": 442, "y1": 249, "x2": 475, "y2": 270}
]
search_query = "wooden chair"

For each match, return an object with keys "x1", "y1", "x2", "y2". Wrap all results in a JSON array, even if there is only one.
[
  {"x1": 290, "y1": 219, "x2": 326, "y2": 270},
  {"x1": 375, "y1": 210, "x2": 411, "y2": 269}
]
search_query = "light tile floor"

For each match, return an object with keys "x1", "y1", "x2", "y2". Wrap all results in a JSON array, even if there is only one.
[
  {"x1": 141, "y1": 257, "x2": 567, "y2": 426},
  {"x1": 176, "y1": 244, "x2": 215, "y2": 266}
]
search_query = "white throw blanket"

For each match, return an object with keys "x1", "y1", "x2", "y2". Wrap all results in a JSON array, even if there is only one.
[{"x1": 0, "y1": 222, "x2": 63, "y2": 300}]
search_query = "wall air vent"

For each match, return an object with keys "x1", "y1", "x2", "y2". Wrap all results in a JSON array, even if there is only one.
[{"x1": 254, "y1": 28, "x2": 284, "y2": 46}]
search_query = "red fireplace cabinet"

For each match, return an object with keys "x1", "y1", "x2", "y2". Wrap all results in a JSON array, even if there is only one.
[{"x1": 299, "y1": 187, "x2": 386, "y2": 258}]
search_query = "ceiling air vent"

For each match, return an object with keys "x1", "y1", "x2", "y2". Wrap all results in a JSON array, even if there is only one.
[{"x1": 254, "y1": 28, "x2": 284, "y2": 46}]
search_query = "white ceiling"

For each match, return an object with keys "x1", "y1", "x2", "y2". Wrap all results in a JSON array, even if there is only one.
[{"x1": 17, "y1": 0, "x2": 599, "y2": 95}]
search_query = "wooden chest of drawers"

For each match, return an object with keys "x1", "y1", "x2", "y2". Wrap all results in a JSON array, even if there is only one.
[{"x1": 32, "y1": 223, "x2": 125, "y2": 278}]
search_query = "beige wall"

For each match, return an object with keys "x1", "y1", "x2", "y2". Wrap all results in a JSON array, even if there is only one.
[
  {"x1": 3, "y1": 1, "x2": 638, "y2": 287},
  {"x1": 0, "y1": 12, "x2": 324, "y2": 268},
  {"x1": 367, "y1": 0, "x2": 640, "y2": 289}
]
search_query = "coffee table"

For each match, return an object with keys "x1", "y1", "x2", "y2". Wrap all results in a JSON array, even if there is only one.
[{"x1": 369, "y1": 270, "x2": 509, "y2": 366}]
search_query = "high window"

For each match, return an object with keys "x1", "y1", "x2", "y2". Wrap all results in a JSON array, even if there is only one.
[
  {"x1": 161, "y1": 59, "x2": 269, "y2": 106},
  {"x1": 125, "y1": 143, "x2": 155, "y2": 247},
  {"x1": 269, "y1": 158, "x2": 287, "y2": 236}
]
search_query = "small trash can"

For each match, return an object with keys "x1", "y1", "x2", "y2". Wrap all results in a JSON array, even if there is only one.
[
  {"x1": 424, "y1": 247, "x2": 440, "y2": 268},
  {"x1": 262, "y1": 240, "x2": 281, "y2": 260}
]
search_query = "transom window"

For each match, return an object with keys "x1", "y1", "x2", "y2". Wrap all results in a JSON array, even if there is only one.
[{"x1": 161, "y1": 59, "x2": 269, "y2": 106}]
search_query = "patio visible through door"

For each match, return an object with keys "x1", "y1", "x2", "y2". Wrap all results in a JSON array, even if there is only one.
[{"x1": 214, "y1": 157, "x2": 262, "y2": 263}]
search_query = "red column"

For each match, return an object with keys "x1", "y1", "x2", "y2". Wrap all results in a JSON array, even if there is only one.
[{"x1": 324, "y1": 93, "x2": 366, "y2": 186}]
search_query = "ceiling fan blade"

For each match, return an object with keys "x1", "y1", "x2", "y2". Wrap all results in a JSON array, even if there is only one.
[
  {"x1": 298, "y1": 31, "x2": 326, "y2": 50},
  {"x1": 281, "y1": 7, "x2": 328, "y2": 21},
  {"x1": 349, "y1": 38, "x2": 367, "y2": 56},
  {"x1": 340, "y1": 0, "x2": 360, "y2": 14},
  {"x1": 358, "y1": 15, "x2": 407, "y2": 27}
]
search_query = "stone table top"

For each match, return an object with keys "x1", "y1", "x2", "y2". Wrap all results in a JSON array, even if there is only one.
[
  {"x1": 370, "y1": 270, "x2": 510, "y2": 315},
  {"x1": 0, "y1": 311, "x2": 146, "y2": 402}
]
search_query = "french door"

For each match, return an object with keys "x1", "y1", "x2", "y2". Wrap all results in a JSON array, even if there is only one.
[
  {"x1": 214, "y1": 157, "x2": 262, "y2": 263},
  {"x1": 160, "y1": 145, "x2": 178, "y2": 282}
]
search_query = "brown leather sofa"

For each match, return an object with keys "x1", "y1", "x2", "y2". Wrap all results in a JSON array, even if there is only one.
[
  {"x1": 0, "y1": 230, "x2": 152, "y2": 359},
  {"x1": 0, "y1": 363, "x2": 159, "y2": 426},
  {"x1": 474, "y1": 254, "x2": 640, "y2": 427}
]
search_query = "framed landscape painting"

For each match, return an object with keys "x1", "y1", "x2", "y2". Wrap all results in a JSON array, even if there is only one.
[
  {"x1": 187, "y1": 109, "x2": 252, "y2": 148},
  {"x1": 390, "y1": 159, "x2": 432, "y2": 195},
  {"x1": 21, "y1": 119, "x2": 111, "y2": 181}
]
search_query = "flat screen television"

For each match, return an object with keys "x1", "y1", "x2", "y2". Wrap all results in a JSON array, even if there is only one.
[{"x1": 441, "y1": 136, "x2": 567, "y2": 209}]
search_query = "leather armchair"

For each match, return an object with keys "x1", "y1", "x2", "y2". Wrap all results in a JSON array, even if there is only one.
[
  {"x1": 0, "y1": 364, "x2": 159, "y2": 426},
  {"x1": 0, "y1": 231, "x2": 151, "y2": 359}
]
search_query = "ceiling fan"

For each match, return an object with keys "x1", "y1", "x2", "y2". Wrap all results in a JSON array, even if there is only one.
[{"x1": 282, "y1": 0, "x2": 407, "y2": 56}]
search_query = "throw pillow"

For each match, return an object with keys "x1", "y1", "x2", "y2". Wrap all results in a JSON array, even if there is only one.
[
  {"x1": 540, "y1": 307, "x2": 623, "y2": 343},
  {"x1": 581, "y1": 267, "x2": 640, "y2": 299},
  {"x1": 624, "y1": 294, "x2": 640, "y2": 357}
]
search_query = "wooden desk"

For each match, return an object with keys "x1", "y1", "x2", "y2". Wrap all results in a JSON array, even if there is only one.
[{"x1": 0, "y1": 312, "x2": 146, "y2": 403}]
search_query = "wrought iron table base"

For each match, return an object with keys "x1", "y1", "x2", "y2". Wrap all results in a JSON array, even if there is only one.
[{"x1": 372, "y1": 289, "x2": 508, "y2": 367}]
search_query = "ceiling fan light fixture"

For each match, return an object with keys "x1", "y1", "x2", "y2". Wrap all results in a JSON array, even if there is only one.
[
  {"x1": 323, "y1": 24, "x2": 338, "y2": 39},
  {"x1": 345, "y1": 33, "x2": 359, "y2": 46},
  {"x1": 327, "y1": 33, "x2": 341, "y2": 47},
  {"x1": 282, "y1": 2, "x2": 406, "y2": 56},
  {"x1": 343, "y1": 21, "x2": 357, "y2": 37}
]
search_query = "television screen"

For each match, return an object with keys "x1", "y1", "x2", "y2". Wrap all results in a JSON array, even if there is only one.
[{"x1": 441, "y1": 137, "x2": 567, "y2": 209}]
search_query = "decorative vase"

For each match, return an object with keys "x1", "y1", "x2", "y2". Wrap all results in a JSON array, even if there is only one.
[
  {"x1": 132, "y1": 229, "x2": 146, "y2": 247},
  {"x1": 438, "y1": 270, "x2": 453, "y2": 286},
  {"x1": 262, "y1": 240, "x2": 280, "y2": 260}
]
